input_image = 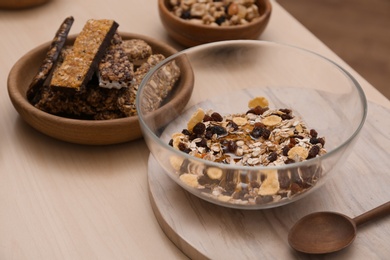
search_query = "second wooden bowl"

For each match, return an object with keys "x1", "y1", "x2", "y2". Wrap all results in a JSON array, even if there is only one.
[{"x1": 158, "y1": 0, "x2": 272, "y2": 47}]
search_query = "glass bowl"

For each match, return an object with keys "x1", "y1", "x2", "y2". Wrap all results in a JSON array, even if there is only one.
[{"x1": 137, "y1": 40, "x2": 367, "y2": 209}]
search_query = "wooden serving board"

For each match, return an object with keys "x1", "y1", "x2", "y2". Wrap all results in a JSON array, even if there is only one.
[{"x1": 147, "y1": 102, "x2": 390, "y2": 259}]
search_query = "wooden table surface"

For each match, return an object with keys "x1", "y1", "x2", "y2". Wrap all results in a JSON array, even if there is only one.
[{"x1": 0, "y1": 0, "x2": 389, "y2": 259}]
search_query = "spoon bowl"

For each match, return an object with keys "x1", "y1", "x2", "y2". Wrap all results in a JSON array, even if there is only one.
[{"x1": 288, "y1": 201, "x2": 390, "y2": 254}]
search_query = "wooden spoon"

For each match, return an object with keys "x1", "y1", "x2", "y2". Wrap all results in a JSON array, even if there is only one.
[{"x1": 288, "y1": 201, "x2": 390, "y2": 254}]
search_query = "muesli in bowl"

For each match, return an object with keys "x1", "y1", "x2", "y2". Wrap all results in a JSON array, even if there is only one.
[{"x1": 137, "y1": 40, "x2": 367, "y2": 209}]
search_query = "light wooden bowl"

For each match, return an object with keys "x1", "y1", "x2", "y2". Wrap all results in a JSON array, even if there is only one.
[
  {"x1": 7, "y1": 32, "x2": 194, "y2": 145},
  {"x1": 158, "y1": 0, "x2": 272, "y2": 47}
]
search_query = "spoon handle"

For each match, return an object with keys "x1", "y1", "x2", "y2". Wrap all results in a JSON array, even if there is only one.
[{"x1": 353, "y1": 201, "x2": 390, "y2": 227}]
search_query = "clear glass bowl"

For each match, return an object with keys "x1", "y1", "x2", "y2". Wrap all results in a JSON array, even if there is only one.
[{"x1": 137, "y1": 40, "x2": 367, "y2": 209}]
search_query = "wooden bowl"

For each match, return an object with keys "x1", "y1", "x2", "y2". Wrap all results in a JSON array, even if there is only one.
[
  {"x1": 0, "y1": 0, "x2": 50, "y2": 9},
  {"x1": 158, "y1": 0, "x2": 272, "y2": 47},
  {"x1": 7, "y1": 32, "x2": 194, "y2": 145}
]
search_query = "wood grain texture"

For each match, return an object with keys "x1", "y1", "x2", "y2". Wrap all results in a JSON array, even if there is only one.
[
  {"x1": 277, "y1": 0, "x2": 390, "y2": 100},
  {"x1": 148, "y1": 102, "x2": 390, "y2": 259},
  {"x1": 0, "y1": 0, "x2": 389, "y2": 259}
]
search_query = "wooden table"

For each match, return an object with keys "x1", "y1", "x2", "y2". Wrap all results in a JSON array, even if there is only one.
[{"x1": 0, "y1": 1, "x2": 389, "y2": 259}]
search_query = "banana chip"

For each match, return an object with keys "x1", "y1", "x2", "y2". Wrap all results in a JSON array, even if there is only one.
[
  {"x1": 179, "y1": 173, "x2": 199, "y2": 188},
  {"x1": 248, "y1": 96, "x2": 269, "y2": 108},
  {"x1": 262, "y1": 115, "x2": 282, "y2": 126},
  {"x1": 187, "y1": 108, "x2": 205, "y2": 131},
  {"x1": 206, "y1": 167, "x2": 223, "y2": 180},
  {"x1": 288, "y1": 146, "x2": 309, "y2": 160},
  {"x1": 258, "y1": 170, "x2": 280, "y2": 196},
  {"x1": 232, "y1": 116, "x2": 248, "y2": 126}
]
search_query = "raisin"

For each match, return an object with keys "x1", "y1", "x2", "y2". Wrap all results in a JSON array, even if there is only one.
[
  {"x1": 196, "y1": 138, "x2": 208, "y2": 148},
  {"x1": 307, "y1": 145, "x2": 320, "y2": 159},
  {"x1": 181, "y1": 129, "x2": 191, "y2": 135},
  {"x1": 310, "y1": 137, "x2": 325, "y2": 147},
  {"x1": 247, "y1": 106, "x2": 268, "y2": 115},
  {"x1": 215, "y1": 15, "x2": 226, "y2": 25},
  {"x1": 203, "y1": 114, "x2": 213, "y2": 122},
  {"x1": 180, "y1": 10, "x2": 191, "y2": 19},
  {"x1": 279, "y1": 108, "x2": 292, "y2": 114},
  {"x1": 281, "y1": 114, "x2": 293, "y2": 120},
  {"x1": 210, "y1": 125, "x2": 227, "y2": 136},
  {"x1": 282, "y1": 146, "x2": 290, "y2": 156},
  {"x1": 205, "y1": 130, "x2": 213, "y2": 139},
  {"x1": 254, "y1": 122, "x2": 265, "y2": 128},
  {"x1": 227, "y1": 121, "x2": 239, "y2": 131},
  {"x1": 227, "y1": 140, "x2": 237, "y2": 153},
  {"x1": 251, "y1": 126, "x2": 270, "y2": 139},
  {"x1": 250, "y1": 181, "x2": 260, "y2": 189},
  {"x1": 211, "y1": 112, "x2": 223, "y2": 122},
  {"x1": 192, "y1": 122, "x2": 206, "y2": 135},
  {"x1": 310, "y1": 129, "x2": 318, "y2": 138},
  {"x1": 178, "y1": 142, "x2": 191, "y2": 153},
  {"x1": 268, "y1": 152, "x2": 278, "y2": 162},
  {"x1": 288, "y1": 137, "x2": 297, "y2": 148},
  {"x1": 285, "y1": 158, "x2": 295, "y2": 164}
]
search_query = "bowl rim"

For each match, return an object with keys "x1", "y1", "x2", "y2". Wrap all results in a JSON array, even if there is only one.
[
  {"x1": 158, "y1": 0, "x2": 272, "y2": 31},
  {"x1": 7, "y1": 31, "x2": 194, "y2": 144},
  {"x1": 138, "y1": 39, "x2": 368, "y2": 171}
]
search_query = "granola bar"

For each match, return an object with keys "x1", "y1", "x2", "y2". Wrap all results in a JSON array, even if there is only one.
[
  {"x1": 98, "y1": 33, "x2": 134, "y2": 89},
  {"x1": 27, "y1": 16, "x2": 74, "y2": 104},
  {"x1": 121, "y1": 39, "x2": 152, "y2": 66},
  {"x1": 50, "y1": 19, "x2": 119, "y2": 91},
  {"x1": 118, "y1": 54, "x2": 181, "y2": 116}
]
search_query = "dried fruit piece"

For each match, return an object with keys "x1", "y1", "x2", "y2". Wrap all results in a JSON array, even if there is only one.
[
  {"x1": 172, "y1": 133, "x2": 185, "y2": 149},
  {"x1": 232, "y1": 116, "x2": 248, "y2": 126},
  {"x1": 258, "y1": 170, "x2": 280, "y2": 196},
  {"x1": 187, "y1": 108, "x2": 205, "y2": 131},
  {"x1": 288, "y1": 146, "x2": 309, "y2": 161},
  {"x1": 170, "y1": 156, "x2": 184, "y2": 171},
  {"x1": 180, "y1": 173, "x2": 199, "y2": 188},
  {"x1": 262, "y1": 115, "x2": 282, "y2": 126},
  {"x1": 248, "y1": 96, "x2": 269, "y2": 109},
  {"x1": 207, "y1": 167, "x2": 223, "y2": 180}
]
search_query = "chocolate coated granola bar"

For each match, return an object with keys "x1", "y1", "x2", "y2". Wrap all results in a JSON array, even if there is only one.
[
  {"x1": 27, "y1": 16, "x2": 74, "y2": 104},
  {"x1": 50, "y1": 19, "x2": 118, "y2": 91}
]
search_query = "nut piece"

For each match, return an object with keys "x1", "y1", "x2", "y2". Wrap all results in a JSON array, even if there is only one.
[
  {"x1": 288, "y1": 146, "x2": 309, "y2": 161},
  {"x1": 262, "y1": 115, "x2": 282, "y2": 126},
  {"x1": 187, "y1": 108, "x2": 205, "y2": 131},
  {"x1": 206, "y1": 167, "x2": 223, "y2": 180},
  {"x1": 248, "y1": 96, "x2": 269, "y2": 108}
]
